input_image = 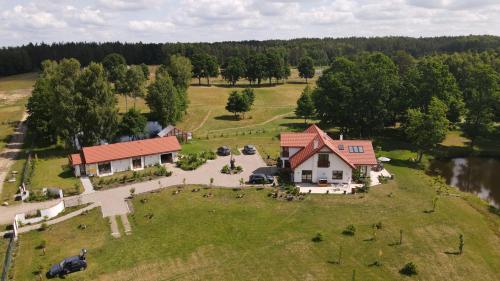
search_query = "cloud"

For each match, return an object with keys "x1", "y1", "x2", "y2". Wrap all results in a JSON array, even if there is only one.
[
  {"x1": 128, "y1": 20, "x2": 175, "y2": 32},
  {"x1": 406, "y1": 0, "x2": 498, "y2": 10},
  {"x1": 76, "y1": 7, "x2": 106, "y2": 25},
  {"x1": 97, "y1": 0, "x2": 157, "y2": 10},
  {"x1": 1, "y1": 4, "x2": 67, "y2": 29}
]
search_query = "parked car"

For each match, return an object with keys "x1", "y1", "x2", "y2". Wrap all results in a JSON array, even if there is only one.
[
  {"x1": 243, "y1": 145, "x2": 256, "y2": 155},
  {"x1": 217, "y1": 146, "x2": 231, "y2": 156},
  {"x1": 249, "y1": 173, "x2": 274, "y2": 184},
  {"x1": 47, "y1": 250, "x2": 87, "y2": 278}
]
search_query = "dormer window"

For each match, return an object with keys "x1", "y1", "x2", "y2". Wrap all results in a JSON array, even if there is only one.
[
  {"x1": 348, "y1": 146, "x2": 364, "y2": 153},
  {"x1": 338, "y1": 144, "x2": 344, "y2": 150}
]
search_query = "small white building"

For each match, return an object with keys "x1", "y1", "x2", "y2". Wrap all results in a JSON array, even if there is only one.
[
  {"x1": 280, "y1": 125, "x2": 377, "y2": 185},
  {"x1": 70, "y1": 136, "x2": 181, "y2": 177}
]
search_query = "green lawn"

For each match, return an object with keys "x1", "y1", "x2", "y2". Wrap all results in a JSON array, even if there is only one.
[
  {"x1": 0, "y1": 238, "x2": 5, "y2": 275},
  {"x1": 10, "y1": 144, "x2": 500, "y2": 280},
  {"x1": 30, "y1": 146, "x2": 81, "y2": 196}
]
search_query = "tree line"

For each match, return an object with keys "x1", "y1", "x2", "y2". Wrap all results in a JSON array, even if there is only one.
[
  {"x1": 296, "y1": 51, "x2": 499, "y2": 160},
  {"x1": 2, "y1": 35, "x2": 499, "y2": 77},
  {"x1": 26, "y1": 54, "x2": 192, "y2": 148}
]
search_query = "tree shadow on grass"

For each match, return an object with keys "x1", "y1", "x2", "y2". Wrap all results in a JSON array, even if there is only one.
[
  {"x1": 58, "y1": 166, "x2": 75, "y2": 179},
  {"x1": 281, "y1": 122, "x2": 309, "y2": 132},
  {"x1": 444, "y1": 250, "x2": 460, "y2": 255},
  {"x1": 214, "y1": 115, "x2": 240, "y2": 121}
]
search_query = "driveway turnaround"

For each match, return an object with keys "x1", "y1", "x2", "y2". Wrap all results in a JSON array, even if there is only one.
[{"x1": 0, "y1": 150, "x2": 276, "y2": 226}]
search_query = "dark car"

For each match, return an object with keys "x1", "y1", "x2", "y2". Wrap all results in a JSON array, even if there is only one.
[
  {"x1": 217, "y1": 146, "x2": 231, "y2": 156},
  {"x1": 47, "y1": 252, "x2": 87, "y2": 278},
  {"x1": 249, "y1": 174, "x2": 274, "y2": 184},
  {"x1": 243, "y1": 145, "x2": 256, "y2": 155}
]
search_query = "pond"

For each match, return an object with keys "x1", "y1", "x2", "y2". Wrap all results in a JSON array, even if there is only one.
[{"x1": 429, "y1": 157, "x2": 500, "y2": 208}]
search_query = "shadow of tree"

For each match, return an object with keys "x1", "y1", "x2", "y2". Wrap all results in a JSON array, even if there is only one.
[{"x1": 214, "y1": 115, "x2": 240, "y2": 121}]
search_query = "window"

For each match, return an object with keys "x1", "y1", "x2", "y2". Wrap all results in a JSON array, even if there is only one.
[
  {"x1": 348, "y1": 146, "x2": 364, "y2": 153},
  {"x1": 98, "y1": 162, "x2": 111, "y2": 174},
  {"x1": 301, "y1": 170, "x2": 312, "y2": 183},
  {"x1": 317, "y1": 154, "x2": 329, "y2": 167},
  {"x1": 338, "y1": 144, "x2": 344, "y2": 150},
  {"x1": 282, "y1": 147, "x2": 289, "y2": 158},
  {"x1": 332, "y1": 170, "x2": 343, "y2": 180},
  {"x1": 132, "y1": 157, "x2": 142, "y2": 169}
]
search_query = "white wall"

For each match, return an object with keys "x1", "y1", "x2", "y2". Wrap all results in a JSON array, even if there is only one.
[
  {"x1": 144, "y1": 154, "x2": 160, "y2": 167},
  {"x1": 112, "y1": 158, "x2": 130, "y2": 173},
  {"x1": 15, "y1": 201, "x2": 65, "y2": 225},
  {"x1": 293, "y1": 151, "x2": 352, "y2": 183}
]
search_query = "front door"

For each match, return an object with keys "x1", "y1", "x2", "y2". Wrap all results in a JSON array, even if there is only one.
[
  {"x1": 161, "y1": 153, "x2": 173, "y2": 164},
  {"x1": 301, "y1": 170, "x2": 312, "y2": 183}
]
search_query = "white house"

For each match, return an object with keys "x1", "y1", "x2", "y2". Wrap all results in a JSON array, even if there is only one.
[
  {"x1": 280, "y1": 125, "x2": 377, "y2": 185},
  {"x1": 70, "y1": 136, "x2": 181, "y2": 177}
]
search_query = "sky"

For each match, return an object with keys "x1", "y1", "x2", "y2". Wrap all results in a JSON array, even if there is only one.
[{"x1": 1, "y1": 0, "x2": 499, "y2": 47}]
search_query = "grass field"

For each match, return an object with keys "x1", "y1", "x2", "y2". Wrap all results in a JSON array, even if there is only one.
[
  {"x1": 10, "y1": 145, "x2": 500, "y2": 280},
  {"x1": 0, "y1": 73, "x2": 37, "y2": 92}
]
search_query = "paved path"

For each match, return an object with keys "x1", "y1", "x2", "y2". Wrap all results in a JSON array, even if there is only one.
[
  {"x1": 120, "y1": 214, "x2": 132, "y2": 235},
  {"x1": 208, "y1": 112, "x2": 294, "y2": 132},
  {"x1": 0, "y1": 203, "x2": 99, "y2": 236},
  {"x1": 0, "y1": 149, "x2": 275, "y2": 228},
  {"x1": 109, "y1": 216, "x2": 121, "y2": 238},
  {"x1": 80, "y1": 176, "x2": 95, "y2": 194},
  {"x1": 0, "y1": 114, "x2": 27, "y2": 199}
]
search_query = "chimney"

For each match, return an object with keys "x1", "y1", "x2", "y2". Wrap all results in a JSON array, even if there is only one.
[
  {"x1": 313, "y1": 138, "x2": 319, "y2": 149},
  {"x1": 340, "y1": 134, "x2": 343, "y2": 141}
]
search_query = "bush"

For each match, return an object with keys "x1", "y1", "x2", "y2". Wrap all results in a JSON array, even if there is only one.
[
  {"x1": 312, "y1": 232, "x2": 323, "y2": 242},
  {"x1": 221, "y1": 165, "x2": 230, "y2": 174},
  {"x1": 39, "y1": 222, "x2": 49, "y2": 231},
  {"x1": 400, "y1": 262, "x2": 418, "y2": 276},
  {"x1": 177, "y1": 153, "x2": 208, "y2": 170},
  {"x1": 200, "y1": 150, "x2": 217, "y2": 160},
  {"x1": 342, "y1": 224, "x2": 356, "y2": 236},
  {"x1": 235, "y1": 165, "x2": 243, "y2": 172}
]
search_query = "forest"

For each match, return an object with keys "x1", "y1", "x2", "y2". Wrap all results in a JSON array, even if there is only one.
[{"x1": 1, "y1": 35, "x2": 500, "y2": 77}]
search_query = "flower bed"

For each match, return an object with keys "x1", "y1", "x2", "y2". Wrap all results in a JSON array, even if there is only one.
[
  {"x1": 177, "y1": 151, "x2": 216, "y2": 171},
  {"x1": 92, "y1": 164, "x2": 172, "y2": 190}
]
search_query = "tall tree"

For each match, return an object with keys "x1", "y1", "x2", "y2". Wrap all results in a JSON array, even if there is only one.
[
  {"x1": 167, "y1": 54, "x2": 192, "y2": 90},
  {"x1": 204, "y1": 54, "x2": 219, "y2": 86},
  {"x1": 403, "y1": 57, "x2": 464, "y2": 123},
  {"x1": 225, "y1": 90, "x2": 251, "y2": 119},
  {"x1": 313, "y1": 53, "x2": 399, "y2": 136},
  {"x1": 462, "y1": 64, "x2": 500, "y2": 147},
  {"x1": 392, "y1": 50, "x2": 415, "y2": 76},
  {"x1": 102, "y1": 53, "x2": 127, "y2": 83},
  {"x1": 146, "y1": 72, "x2": 182, "y2": 126},
  {"x1": 245, "y1": 53, "x2": 267, "y2": 85},
  {"x1": 140, "y1": 63, "x2": 150, "y2": 79},
  {"x1": 295, "y1": 85, "x2": 315, "y2": 123},
  {"x1": 125, "y1": 65, "x2": 147, "y2": 108},
  {"x1": 76, "y1": 63, "x2": 119, "y2": 146},
  {"x1": 191, "y1": 53, "x2": 206, "y2": 86},
  {"x1": 242, "y1": 87, "x2": 255, "y2": 105},
  {"x1": 222, "y1": 57, "x2": 245, "y2": 86},
  {"x1": 298, "y1": 56, "x2": 315, "y2": 83},
  {"x1": 119, "y1": 108, "x2": 147, "y2": 140},
  {"x1": 404, "y1": 97, "x2": 449, "y2": 162}
]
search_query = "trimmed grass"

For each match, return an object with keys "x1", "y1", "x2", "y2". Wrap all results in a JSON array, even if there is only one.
[
  {"x1": 30, "y1": 146, "x2": 81, "y2": 196},
  {"x1": 11, "y1": 146, "x2": 500, "y2": 280},
  {"x1": 0, "y1": 238, "x2": 5, "y2": 274},
  {"x1": 1, "y1": 151, "x2": 27, "y2": 204}
]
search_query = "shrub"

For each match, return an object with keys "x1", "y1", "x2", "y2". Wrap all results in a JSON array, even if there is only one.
[
  {"x1": 221, "y1": 165, "x2": 230, "y2": 174},
  {"x1": 39, "y1": 222, "x2": 49, "y2": 231},
  {"x1": 342, "y1": 224, "x2": 356, "y2": 236},
  {"x1": 312, "y1": 232, "x2": 323, "y2": 242},
  {"x1": 400, "y1": 262, "x2": 417, "y2": 276},
  {"x1": 177, "y1": 153, "x2": 208, "y2": 170},
  {"x1": 373, "y1": 222, "x2": 383, "y2": 229},
  {"x1": 236, "y1": 165, "x2": 243, "y2": 172}
]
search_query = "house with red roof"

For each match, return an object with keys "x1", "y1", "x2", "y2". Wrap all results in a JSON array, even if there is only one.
[
  {"x1": 69, "y1": 136, "x2": 181, "y2": 177},
  {"x1": 280, "y1": 124, "x2": 377, "y2": 185}
]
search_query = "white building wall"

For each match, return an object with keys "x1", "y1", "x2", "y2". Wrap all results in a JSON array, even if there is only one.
[
  {"x1": 144, "y1": 154, "x2": 160, "y2": 167},
  {"x1": 112, "y1": 159, "x2": 131, "y2": 173},
  {"x1": 288, "y1": 147, "x2": 300, "y2": 158},
  {"x1": 293, "y1": 151, "x2": 352, "y2": 184}
]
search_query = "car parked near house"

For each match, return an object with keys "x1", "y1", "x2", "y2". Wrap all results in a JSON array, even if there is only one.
[
  {"x1": 249, "y1": 173, "x2": 274, "y2": 184},
  {"x1": 47, "y1": 250, "x2": 87, "y2": 278},
  {"x1": 243, "y1": 145, "x2": 256, "y2": 155},
  {"x1": 217, "y1": 146, "x2": 231, "y2": 156}
]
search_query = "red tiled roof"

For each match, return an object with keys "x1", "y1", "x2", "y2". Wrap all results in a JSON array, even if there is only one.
[
  {"x1": 282, "y1": 125, "x2": 377, "y2": 169},
  {"x1": 331, "y1": 140, "x2": 378, "y2": 165},
  {"x1": 280, "y1": 133, "x2": 316, "y2": 147},
  {"x1": 70, "y1": 153, "x2": 82, "y2": 165},
  {"x1": 79, "y1": 136, "x2": 181, "y2": 164}
]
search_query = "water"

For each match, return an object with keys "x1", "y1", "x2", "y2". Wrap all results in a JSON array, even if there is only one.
[{"x1": 429, "y1": 157, "x2": 500, "y2": 208}]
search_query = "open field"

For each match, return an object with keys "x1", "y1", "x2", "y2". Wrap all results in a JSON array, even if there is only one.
[
  {"x1": 10, "y1": 145, "x2": 500, "y2": 280},
  {"x1": 0, "y1": 73, "x2": 37, "y2": 92}
]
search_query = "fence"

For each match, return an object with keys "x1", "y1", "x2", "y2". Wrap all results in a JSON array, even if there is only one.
[{"x1": 1, "y1": 236, "x2": 16, "y2": 281}]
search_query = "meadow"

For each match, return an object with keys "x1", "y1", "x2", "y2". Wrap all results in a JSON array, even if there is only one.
[{"x1": 10, "y1": 147, "x2": 500, "y2": 280}]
